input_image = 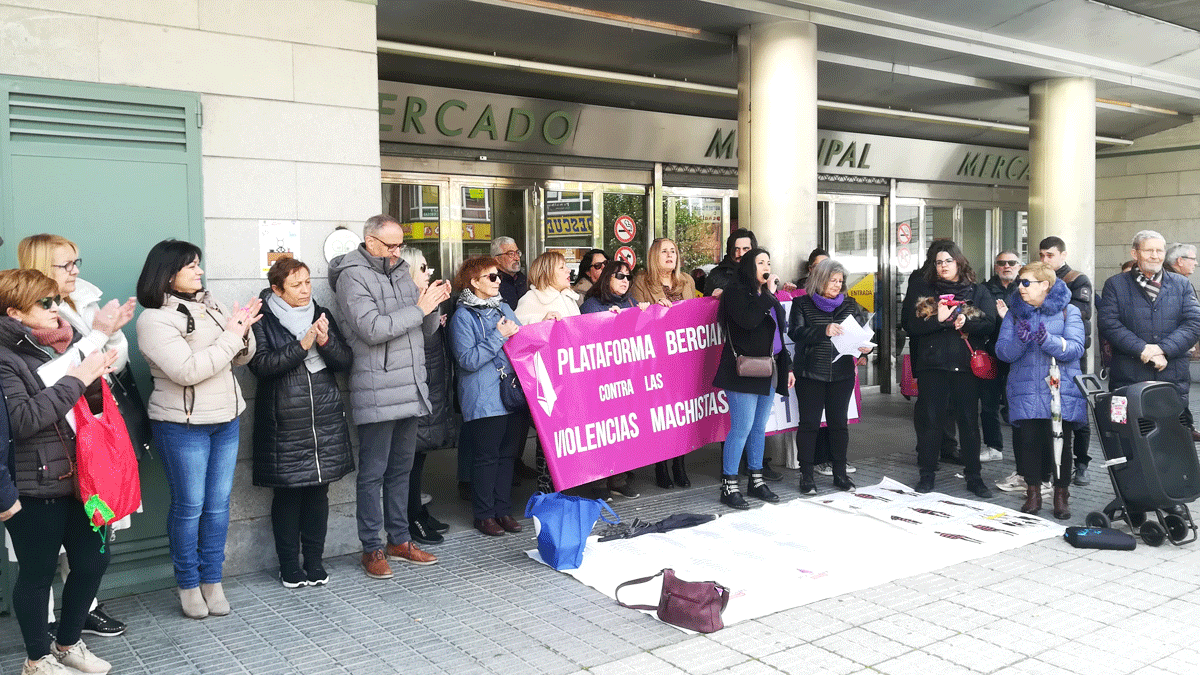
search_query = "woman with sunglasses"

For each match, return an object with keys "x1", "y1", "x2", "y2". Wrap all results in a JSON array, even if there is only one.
[
  {"x1": 572, "y1": 249, "x2": 607, "y2": 307},
  {"x1": 135, "y1": 240, "x2": 260, "y2": 619},
  {"x1": 0, "y1": 269, "x2": 119, "y2": 675},
  {"x1": 248, "y1": 257, "x2": 353, "y2": 588},
  {"x1": 449, "y1": 257, "x2": 525, "y2": 537},
  {"x1": 397, "y1": 247, "x2": 453, "y2": 545},
  {"x1": 995, "y1": 262, "x2": 1086, "y2": 519},
  {"x1": 18, "y1": 234, "x2": 136, "y2": 639},
  {"x1": 631, "y1": 238, "x2": 694, "y2": 489},
  {"x1": 900, "y1": 241, "x2": 997, "y2": 497}
]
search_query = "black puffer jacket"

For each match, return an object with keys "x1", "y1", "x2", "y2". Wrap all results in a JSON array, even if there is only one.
[
  {"x1": 788, "y1": 294, "x2": 869, "y2": 382},
  {"x1": 417, "y1": 320, "x2": 457, "y2": 452},
  {"x1": 249, "y1": 293, "x2": 354, "y2": 489},
  {"x1": 901, "y1": 276, "x2": 997, "y2": 375},
  {"x1": 0, "y1": 317, "x2": 91, "y2": 499}
]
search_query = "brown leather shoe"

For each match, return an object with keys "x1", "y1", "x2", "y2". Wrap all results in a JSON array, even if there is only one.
[
  {"x1": 386, "y1": 541, "x2": 438, "y2": 566},
  {"x1": 1052, "y1": 486, "x2": 1071, "y2": 521},
  {"x1": 1192, "y1": 429, "x2": 1200, "y2": 442},
  {"x1": 497, "y1": 515, "x2": 523, "y2": 533},
  {"x1": 361, "y1": 550, "x2": 394, "y2": 579},
  {"x1": 1020, "y1": 484, "x2": 1041, "y2": 515},
  {"x1": 474, "y1": 517, "x2": 505, "y2": 536}
]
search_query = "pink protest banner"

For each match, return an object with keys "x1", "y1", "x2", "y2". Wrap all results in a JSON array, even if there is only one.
[{"x1": 504, "y1": 297, "x2": 730, "y2": 490}]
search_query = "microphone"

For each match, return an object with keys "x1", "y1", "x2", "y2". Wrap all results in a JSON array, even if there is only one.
[{"x1": 762, "y1": 272, "x2": 770, "y2": 281}]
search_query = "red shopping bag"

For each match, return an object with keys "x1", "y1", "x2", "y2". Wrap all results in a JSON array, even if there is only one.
[{"x1": 73, "y1": 379, "x2": 142, "y2": 529}]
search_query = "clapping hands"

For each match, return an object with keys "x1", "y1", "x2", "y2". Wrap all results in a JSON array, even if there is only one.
[{"x1": 91, "y1": 297, "x2": 137, "y2": 336}]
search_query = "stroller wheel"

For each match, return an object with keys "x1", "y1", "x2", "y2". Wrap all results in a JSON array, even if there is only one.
[
  {"x1": 1085, "y1": 512, "x2": 1110, "y2": 529},
  {"x1": 1140, "y1": 521, "x2": 1166, "y2": 547},
  {"x1": 1128, "y1": 510, "x2": 1147, "y2": 528},
  {"x1": 1163, "y1": 513, "x2": 1190, "y2": 543}
]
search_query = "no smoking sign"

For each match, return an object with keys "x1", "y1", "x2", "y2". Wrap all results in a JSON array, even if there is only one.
[{"x1": 613, "y1": 215, "x2": 637, "y2": 244}]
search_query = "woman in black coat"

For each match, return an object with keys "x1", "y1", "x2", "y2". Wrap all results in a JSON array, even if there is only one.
[
  {"x1": 900, "y1": 242, "x2": 997, "y2": 497},
  {"x1": 789, "y1": 258, "x2": 871, "y2": 495},
  {"x1": 714, "y1": 249, "x2": 794, "y2": 509},
  {"x1": 250, "y1": 258, "x2": 353, "y2": 588}
]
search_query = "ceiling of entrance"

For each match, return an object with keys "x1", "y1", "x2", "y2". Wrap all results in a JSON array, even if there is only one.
[{"x1": 377, "y1": 0, "x2": 1200, "y2": 150}]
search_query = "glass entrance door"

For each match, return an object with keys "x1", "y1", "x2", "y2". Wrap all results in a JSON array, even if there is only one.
[
  {"x1": 662, "y1": 187, "x2": 737, "y2": 282},
  {"x1": 824, "y1": 196, "x2": 883, "y2": 386}
]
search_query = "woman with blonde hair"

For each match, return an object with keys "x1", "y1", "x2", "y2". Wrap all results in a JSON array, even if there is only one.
[
  {"x1": 515, "y1": 251, "x2": 581, "y2": 325},
  {"x1": 631, "y1": 237, "x2": 693, "y2": 489}
]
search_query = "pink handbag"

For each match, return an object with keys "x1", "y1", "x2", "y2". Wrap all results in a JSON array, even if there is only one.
[{"x1": 900, "y1": 354, "x2": 919, "y2": 397}]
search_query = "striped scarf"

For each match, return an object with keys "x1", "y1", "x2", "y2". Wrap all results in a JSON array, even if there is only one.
[{"x1": 1135, "y1": 269, "x2": 1163, "y2": 302}]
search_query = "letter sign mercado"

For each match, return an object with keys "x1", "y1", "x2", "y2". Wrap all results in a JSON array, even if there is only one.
[{"x1": 381, "y1": 91, "x2": 576, "y2": 146}]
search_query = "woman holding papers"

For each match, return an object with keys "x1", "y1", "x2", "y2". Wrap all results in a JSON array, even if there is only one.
[
  {"x1": 788, "y1": 259, "x2": 872, "y2": 495},
  {"x1": 0, "y1": 269, "x2": 118, "y2": 675},
  {"x1": 994, "y1": 262, "x2": 1085, "y2": 519},
  {"x1": 900, "y1": 242, "x2": 997, "y2": 497},
  {"x1": 714, "y1": 249, "x2": 794, "y2": 509}
]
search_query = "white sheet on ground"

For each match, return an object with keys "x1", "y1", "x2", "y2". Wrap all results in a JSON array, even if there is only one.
[{"x1": 526, "y1": 477, "x2": 1064, "y2": 630}]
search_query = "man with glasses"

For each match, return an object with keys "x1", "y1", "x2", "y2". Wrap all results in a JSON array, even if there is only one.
[
  {"x1": 491, "y1": 237, "x2": 527, "y2": 311},
  {"x1": 1099, "y1": 230, "x2": 1200, "y2": 443},
  {"x1": 1164, "y1": 242, "x2": 1200, "y2": 439},
  {"x1": 329, "y1": 215, "x2": 451, "y2": 579},
  {"x1": 1039, "y1": 236, "x2": 1095, "y2": 485},
  {"x1": 982, "y1": 251, "x2": 1020, "y2": 466}
]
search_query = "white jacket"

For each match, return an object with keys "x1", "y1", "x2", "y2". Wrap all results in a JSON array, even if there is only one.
[
  {"x1": 515, "y1": 286, "x2": 581, "y2": 325},
  {"x1": 60, "y1": 278, "x2": 131, "y2": 372}
]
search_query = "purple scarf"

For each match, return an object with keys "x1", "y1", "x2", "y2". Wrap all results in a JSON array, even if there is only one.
[{"x1": 812, "y1": 292, "x2": 846, "y2": 313}]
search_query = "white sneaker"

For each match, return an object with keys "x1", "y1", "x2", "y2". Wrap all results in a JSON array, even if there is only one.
[
  {"x1": 23, "y1": 655, "x2": 72, "y2": 675},
  {"x1": 994, "y1": 471, "x2": 1027, "y2": 492},
  {"x1": 53, "y1": 641, "x2": 110, "y2": 674},
  {"x1": 980, "y1": 447, "x2": 1003, "y2": 462}
]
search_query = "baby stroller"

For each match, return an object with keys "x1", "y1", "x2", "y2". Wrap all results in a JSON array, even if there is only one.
[{"x1": 1074, "y1": 375, "x2": 1200, "y2": 546}]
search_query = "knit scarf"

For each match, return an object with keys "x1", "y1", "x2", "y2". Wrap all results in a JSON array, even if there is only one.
[
  {"x1": 458, "y1": 288, "x2": 502, "y2": 310},
  {"x1": 266, "y1": 293, "x2": 326, "y2": 373},
  {"x1": 31, "y1": 317, "x2": 74, "y2": 354},
  {"x1": 811, "y1": 292, "x2": 845, "y2": 313}
]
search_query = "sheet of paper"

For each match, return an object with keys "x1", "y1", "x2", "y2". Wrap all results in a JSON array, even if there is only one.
[{"x1": 829, "y1": 313, "x2": 875, "y2": 361}]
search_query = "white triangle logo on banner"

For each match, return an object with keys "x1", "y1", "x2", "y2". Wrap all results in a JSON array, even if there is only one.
[{"x1": 534, "y1": 352, "x2": 556, "y2": 416}]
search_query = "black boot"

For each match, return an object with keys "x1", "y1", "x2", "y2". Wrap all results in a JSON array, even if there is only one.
[
  {"x1": 747, "y1": 471, "x2": 780, "y2": 502},
  {"x1": 671, "y1": 456, "x2": 690, "y2": 487},
  {"x1": 916, "y1": 473, "x2": 935, "y2": 493},
  {"x1": 420, "y1": 506, "x2": 450, "y2": 534},
  {"x1": 761, "y1": 457, "x2": 783, "y2": 481},
  {"x1": 832, "y1": 473, "x2": 856, "y2": 492},
  {"x1": 410, "y1": 518, "x2": 444, "y2": 545},
  {"x1": 655, "y1": 461, "x2": 674, "y2": 489},
  {"x1": 798, "y1": 466, "x2": 817, "y2": 496},
  {"x1": 719, "y1": 474, "x2": 749, "y2": 509}
]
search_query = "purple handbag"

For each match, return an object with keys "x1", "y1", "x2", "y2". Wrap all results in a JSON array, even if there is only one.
[{"x1": 615, "y1": 568, "x2": 730, "y2": 633}]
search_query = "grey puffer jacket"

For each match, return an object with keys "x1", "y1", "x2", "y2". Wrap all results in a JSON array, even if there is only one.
[
  {"x1": 136, "y1": 291, "x2": 254, "y2": 425},
  {"x1": 329, "y1": 245, "x2": 440, "y2": 424},
  {"x1": 0, "y1": 318, "x2": 91, "y2": 499}
]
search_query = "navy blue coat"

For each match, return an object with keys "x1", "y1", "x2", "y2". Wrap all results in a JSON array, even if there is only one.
[
  {"x1": 1097, "y1": 269, "x2": 1200, "y2": 395},
  {"x1": 995, "y1": 279, "x2": 1087, "y2": 426},
  {"x1": 449, "y1": 301, "x2": 521, "y2": 422}
]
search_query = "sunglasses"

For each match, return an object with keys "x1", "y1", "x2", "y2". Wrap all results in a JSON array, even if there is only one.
[
  {"x1": 51, "y1": 258, "x2": 83, "y2": 272},
  {"x1": 34, "y1": 295, "x2": 62, "y2": 310},
  {"x1": 996, "y1": 260, "x2": 1020, "y2": 267},
  {"x1": 1018, "y1": 279, "x2": 1045, "y2": 287},
  {"x1": 479, "y1": 273, "x2": 500, "y2": 282},
  {"x1": 590, "y1": 262, "x2": 606, "y2": 270},
  {"x1": 613, "y1": 272, "x2": 630, "y2": 281}
]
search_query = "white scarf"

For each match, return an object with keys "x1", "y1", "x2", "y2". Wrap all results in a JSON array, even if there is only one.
[{"x1": 266, "y1": 293, "x2": 326, "y2": 373}]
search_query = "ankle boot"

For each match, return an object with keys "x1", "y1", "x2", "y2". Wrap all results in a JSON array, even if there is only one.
[
  {"x1": 798, "y1": 466, "x2": 817, "y2": 496},
  {"x1": 179, "y1": 587, "x2": 208, "y2": 620},
  {"x1": 200, "y1": 582, "x2": 230, "y2": 616},
  {"x1": 1052, "y1": 486, "x2": 1071, "y2": 520},
  {"x1": 832, "y1": 473, "x2": 856, "y2": 492},
  {"x1": 746, "y1": 471, "x2": 780, "y2": 502},
  {"x1": 1020, "y1": 484, "x2": 1042, "y2": 514},
  {"x1": 719, "y1": 474, "x2": 749, "y2": 509},
  {"x1": 671, "y1": 456, "x2": 690, "y2": 487},
  {"x1": 654, "y1": 461, "x2": 674, "y2": 489}
]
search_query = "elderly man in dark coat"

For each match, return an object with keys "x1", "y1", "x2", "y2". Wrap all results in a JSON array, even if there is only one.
[{"x1": 1098, "y1": 229, "x2": 1200, "y2": 421}]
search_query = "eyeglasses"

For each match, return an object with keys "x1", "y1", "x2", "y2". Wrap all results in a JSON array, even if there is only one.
[
  {"x1": 995, "y1": 260, "x2": 1020, "y2": 267},
  {"x1": 590, "y1": 262, "x2": 606, "y2": 270},
  {"x1": 34, "y1": 295, "x2": 62, "y2": 310},
  {"x1": 367, "y1": 235, "x2": 404, "y2": 253},
  {"x1": 613, "y1": 272, "x2": 630, "y2": 281},
  {"x1": 1018, "y1": 279, "x2": 1046, "y2": 287},
  {"x1": 418, "y1": 264, "x2": 428, "y2": 273},
  {"x1": 500, "y1": 249, "x2": 522, "y2": 258},
  {"x1": 51, "y1": 258, "x2": 82, "y2": 272},
  {"x1": 934, "y1": 258, "x2": 955, "y2": 267},
  {"x1": 1182, "y1": 256, "x2": 1197, "y2": 261},
  {"x1": 479, "y1": 273, "x2": 500, "y2": 282}
]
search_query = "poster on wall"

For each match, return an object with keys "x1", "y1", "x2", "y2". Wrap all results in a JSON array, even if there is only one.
[{"x1": 259, "y1": 220, "x2": 301, "y2": 278}]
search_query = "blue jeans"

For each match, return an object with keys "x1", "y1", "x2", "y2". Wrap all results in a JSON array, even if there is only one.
[
  {"x1": 722, "y1": 390, "x2": 775, "y2": 475},
  {"x1": 154, "y1": 419, "x2": 240, "y2": 588}
]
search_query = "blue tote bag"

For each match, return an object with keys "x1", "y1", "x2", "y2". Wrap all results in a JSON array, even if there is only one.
[{"x1": 525, "y1": 492, "x2": 619, "y2": 570}]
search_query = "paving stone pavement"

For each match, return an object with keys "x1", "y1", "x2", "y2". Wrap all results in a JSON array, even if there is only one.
[{"x1": 3, "y1": 389, "x2": 1199, "y2": 675}]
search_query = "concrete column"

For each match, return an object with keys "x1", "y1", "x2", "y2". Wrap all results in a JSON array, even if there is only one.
[
  {"x1": 1028, "y1": 78, "x2": 1095, "y2": 276},
  {"x1": 737, "y1": 21, "x2": 818, "y2": 280}
]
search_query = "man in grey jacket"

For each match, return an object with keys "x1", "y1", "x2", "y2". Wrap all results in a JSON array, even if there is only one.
[{"x1": 330, "y1": 215, "x2": 451, "y2": 579}]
